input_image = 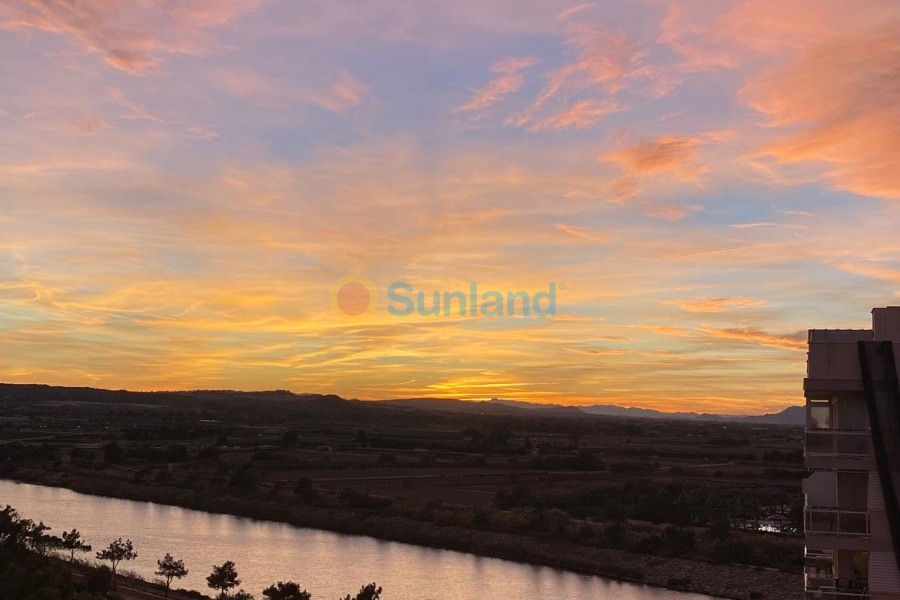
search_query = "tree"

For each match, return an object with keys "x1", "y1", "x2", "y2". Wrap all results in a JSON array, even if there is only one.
[
  {"x1": 263, "y1": 581, "x2": 312, "y2": 600},
  {"x1": 96, "y1": 538, "x2": 137, "y2": 586},
  {"x1": 341, "y1": 583, "x2": 382, "y2": 600},
  {"x1": 0, "y1": 505, "x2": 29, "y2": 548},
  {"x1": 233, "y1": 591, "x2": 255, "y2": 600},
  {"x1": 25, "y1": 521, "x2": 60, "y2": 557},
  {"x1": 155, "y1": 553, "x2": 188, "y2": 597},
  {"x1": 207, "y1": 561, "x2": 240, "y2": 599},
  {"x1": 60, "y1": 529, "x2": 92, "y2": 573}
]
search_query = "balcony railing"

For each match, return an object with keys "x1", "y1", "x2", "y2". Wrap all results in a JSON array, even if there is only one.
[
  {"x1": 805, "y1": 508, "x2": 869, "y2": 536},
  {"x1": 805, "y1": 577, "x2": 870, "y2": 600},
  {"x1": 806, "y1": 430, "x2": 869, "y2": 457},
  {"x1": 806, "y1": 591, "x2": 870, "y2": 600}
]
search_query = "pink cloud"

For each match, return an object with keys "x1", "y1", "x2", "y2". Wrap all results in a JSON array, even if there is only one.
[
  {"x1": 557, "y1": 3, "x2": 595, "y2": 21},
  {"x1": 107, "y1": 87, "x2": 165, "y2": 122},
  {"x1": 65, "y1": 114, "x2": 112, "y2": 135},
  {"x1": 602, "y1": 134, "x2": 707, "y2": 203},
  {"x1": 215, "y1": 68, "x2": 368, "y2": 113},
  {"x1": 530, "y1": 22, "x2": 644, "y2": 112},
  {"x1": 642, "y1": 203, "x2": 702, "y2": 222},
  {"x1": 528, "y1": 99, "x2": 623, "y2": 131},
  {"x1": 555, "y1": 223, "x2": 606, "y2": 242},
  {"x1": 455, "y1": 56, "x2": 536, "y2": 113},
  {"x1": 741, "y1": 21, "x2": 900, "y2": 200},
  {"x1": 1, "y1": 0, "x2": 268, "y2": 74},
  {"x1": 598, "y1": 134, "x2": 708, "y2": 207}
]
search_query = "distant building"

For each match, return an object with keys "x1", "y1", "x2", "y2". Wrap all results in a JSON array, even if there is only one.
[{"x1": 805, "y1": 307, "x2": 900, "y2": 599}]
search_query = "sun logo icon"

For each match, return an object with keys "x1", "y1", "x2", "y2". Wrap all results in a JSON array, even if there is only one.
[{"x1": 330, "y1": 275, "x2": 378, "y2": 318}]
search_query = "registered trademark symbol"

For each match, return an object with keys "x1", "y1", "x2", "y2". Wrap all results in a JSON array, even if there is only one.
[{"x1": 559, "y1": 282, "x2": 567, "y2": 290}]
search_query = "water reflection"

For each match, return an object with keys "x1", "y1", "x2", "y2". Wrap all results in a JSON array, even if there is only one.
[{"x1": 1, "y1": 480, "x2": 713, "y2": 600}]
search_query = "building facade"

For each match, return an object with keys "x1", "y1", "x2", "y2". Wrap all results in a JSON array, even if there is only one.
[{"x1": 805, "y1": 307, "x2": 900, "y2": 599}]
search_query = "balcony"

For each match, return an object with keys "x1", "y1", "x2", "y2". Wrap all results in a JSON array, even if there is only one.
[
  {"x1": 805, "y1": 548, "x2": 870, "y2": 599},
  {"x1": 806, "y1": 592, "x2": 869, "y2": 599},
  {"x1": 806, "y1": 430, "x2": 869, "y2": 457},
  {"x1": 806, "y1": 508, "x2": 869, "y2": 536},
  {"x1": 805, "y1": 581, "x2": 870, "y2": 599}
]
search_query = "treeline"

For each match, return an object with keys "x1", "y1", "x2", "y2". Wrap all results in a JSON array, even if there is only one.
[
  {"x1": 497, "y1": 478, "x2": 803, "y2": 531},
  {"x1": 0, "y1": 504, "x2": 385, "y2": 600}
]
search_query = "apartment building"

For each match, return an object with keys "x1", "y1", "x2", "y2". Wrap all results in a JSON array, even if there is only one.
[{"x1": 805, "y1": 307, "x2": 900, "y2": 599}]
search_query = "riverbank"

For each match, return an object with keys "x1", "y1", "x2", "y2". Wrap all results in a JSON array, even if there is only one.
[{"x1": 4, "y1": 469, "x2": 802, "y2": 600}]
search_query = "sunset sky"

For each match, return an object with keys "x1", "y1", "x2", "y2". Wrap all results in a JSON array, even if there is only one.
[{"x1": 1, "y1": 0, "x2": 899, "y2": 414}]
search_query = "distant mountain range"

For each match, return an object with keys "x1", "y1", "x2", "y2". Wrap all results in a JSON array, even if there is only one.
[
  {"x1": 0, "y1": 383, "x2": 805, "y2": 425},
  {"x1": 378, "y1": 397, "x2": 805, "y2": 425}
]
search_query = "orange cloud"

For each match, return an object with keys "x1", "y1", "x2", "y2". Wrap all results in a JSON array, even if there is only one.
[
  {"x1": 604, "y1": 135, "x2": 703, "y2": 177},
  {"x1": 555, "y1": 224, "x2": 606, "y2": 243},
  {"x1": 601, "y1": 134, "x2": 707, "y2": 205},
  {"x1": 455, "y1": 56, "x2": 536, "y2": 113},
  {"x1": 832, "y1": 261, "x2": 900, "y2": 285},
  {"x1": 508, "y1": 21, "x2": 644, "y2": 129},
  {"x1": 698, "y1": 327, "x2": 807, "y2": 351},
  {"x1": 541, "y1": 22, "x2": 644, "y2": 100},
  {"x1": 741, "y1": 21, "x2": 900, "y2": 200},
  {"x1": 528, "y1": 99, "x2": 623, "y2": 131},
  {"x1": 662, "y1": 296, "x2": 768, "y2": 313}
]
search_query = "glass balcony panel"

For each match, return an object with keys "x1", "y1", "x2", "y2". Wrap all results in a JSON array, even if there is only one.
[
  {"x1": 808, "y1": 432, "x2": 834, "y2": 453},
  {"x1": 808, "y1": 511, "x2": 838, "y2": 532},
  {"x1": 806, "y1": 509, "x2": 868, "y2": 535},
  {"x1": 835, "y1": 434, "x2": 868, "y2": 455},
  {"x1": 806, "y1": 431, "x2": 869, "y2": 456},
  {"x1": 838, "y1": 512, "x2": 868, "y2": 535}
]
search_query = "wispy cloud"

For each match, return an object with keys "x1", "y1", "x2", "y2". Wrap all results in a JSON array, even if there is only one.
[
  {"x1": 455, "y1": 56, "x2": 536, "y2": 113},
  {"x1": 527, "y1": 99, "x2": 623, "y2": 131},
  {"x1": 1, "y1": 0, "x2": 269, "y2": 74},
  {"x1": 662, "y1": 296, "x2": 768, "y2": 313}
]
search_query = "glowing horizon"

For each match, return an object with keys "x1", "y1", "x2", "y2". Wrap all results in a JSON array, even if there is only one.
[{"x1": 2, "y1": 1, "x2": 899, "y2": 414}]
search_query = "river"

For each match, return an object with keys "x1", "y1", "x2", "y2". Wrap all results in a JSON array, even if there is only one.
[{"x1": 1, "y1": 479, "x2": 715, "y2": 600}]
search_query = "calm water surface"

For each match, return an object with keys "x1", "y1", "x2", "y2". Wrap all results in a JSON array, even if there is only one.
[{"x1": 1, "y1": 479, "x2": 715, "y2": 600}]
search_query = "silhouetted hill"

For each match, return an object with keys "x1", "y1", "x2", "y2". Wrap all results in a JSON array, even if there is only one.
[
  {"x1": 487, "y1": 398, "x2": 804, "y2": 425},
  {"x1": 0, "y1": 383, "x2": 371, "y2": 416},
  {"x1": 740, "y1": 405, "x2": 805, "y2": 425},
  {"x1": 0, "y1": 384, "x2": 804, "y2": 424}
]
